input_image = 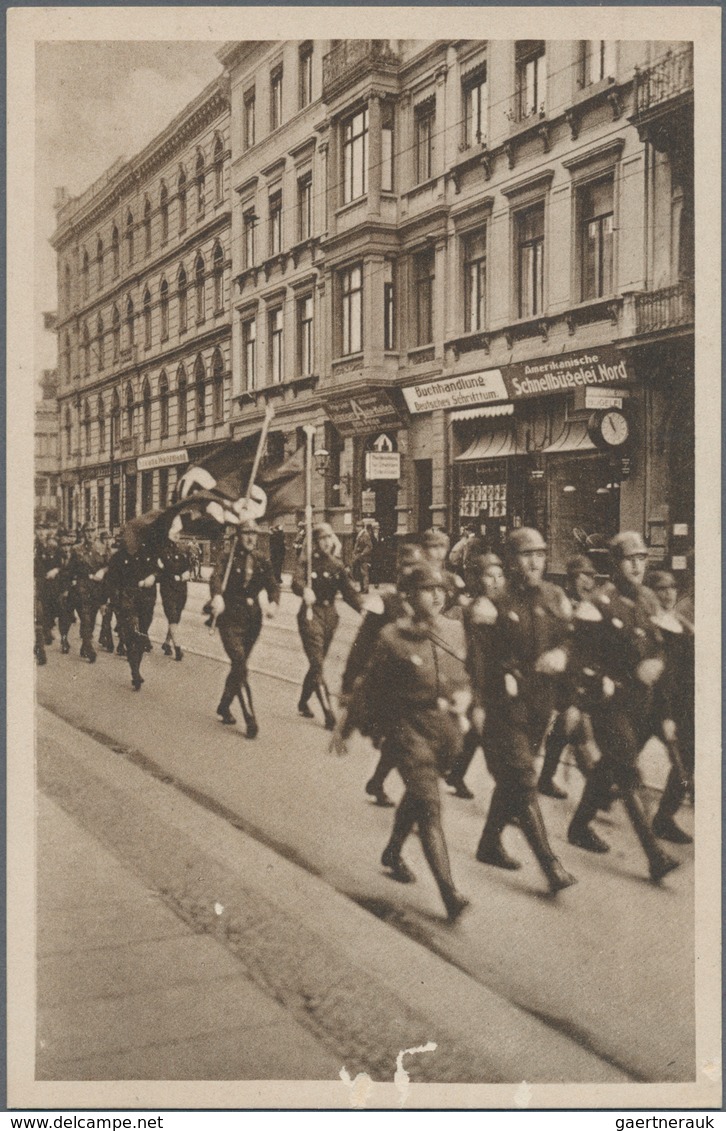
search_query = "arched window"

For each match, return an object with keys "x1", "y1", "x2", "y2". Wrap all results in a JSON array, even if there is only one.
[
  {"x1": 64, "y1": 407, "x2": 72, "y2": 456},
  {"x1": 142, "y1": 378, "x2": 152, "y2": 443},
  {"x1": 81, "y1": 321, "x2": 90, "y2": 376},
  {"x1": 212, "y1": 348, "x2": 224, "y2": 424},
  {"x1": 81, "y1": 249, "x2": 90, "y2": 299},
  {"x1": 112, "y1": 305, "x2": 120, "y2": 361},
  {"x1": 125, "y1": 383, "x2": 134, "y2": 437},
  {"x1": 213, "y1": 242, "x2": 224, "y2": 312},
  {"x1": 195, "y1": 150, "x2": 205, "y2": 216},
  {"x1": 214, "y1": 135, "x2": 224, "y2": 202},
  {"x1": 97, "y1": 396, "x2": 106, "y2": 451},
  {"x1": 97, "y1": 313, "x2": 105, "y2": 370},
  {"x1": 62, "y1": 331, "x2": 71, "y2": 382},
  {"x1": 160, "y1": 182, "x2": 169, "y2": 243},
  {"x1": 144, "y1": 198, "x2": 152, "y2": 255},
  {"x1": 112, "y1": 225, "x2": 120, "y2": 275},
  {"x1": 125, "y1": 297, "x2": 135, "y2": 347},
  {"x1": 159, "y1": 278, "x2": 169, "y2": 339},
  {"x1": 96, "y1": 238, "x2": 104, "y2": 289},
  {"x1": 83, "y1": 399, "x2": 91, "y2": 455},
  {"x1": 111, "y1": 389, "x2": 121, "y2": 449},
  {"x1": 178, "y1": 168, "x2": 187, "y2": 231},
  {"x1": 143, "y1": 287, "x2": 152, "y2": 348},
  {"x1": 177, "y1": 365, "x2": 187, "y2": 435},
  {"x1": 178, "y1": 265, "x2": 188, "y2": 332},
  {"x1": 125, "y1": 211, "x2": 134, "y2": 265},
  {"x1": 194, "y1": 355, "x2": 206, "y2": 427},
  {"x1": 159, "y1": 370, "x2": 169, "y2": 438},
  {"x1": 195, "y1": 254, "x2": 205, "y2": 322}
]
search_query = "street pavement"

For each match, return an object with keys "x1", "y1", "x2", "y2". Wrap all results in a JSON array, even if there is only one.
[{"x1": 35, "y1": 579, "x2": 695, "y2": 1085}]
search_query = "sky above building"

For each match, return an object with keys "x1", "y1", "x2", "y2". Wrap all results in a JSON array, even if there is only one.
[{"x1": 35, "y1": 40, "x2": 225, "y2": 374}]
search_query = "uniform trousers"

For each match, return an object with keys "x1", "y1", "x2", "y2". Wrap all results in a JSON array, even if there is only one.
[
  {"x1": 117, "y1": 588, "x2": 157, "y2": 681},
  {"x1": 298, "y1": 603, "x2": 338, "y2": 703},
  {"x1": 160, "y1": 581, "x2": 187, "y2": 625},
  {"x1": 218, "y1": 605, "x2": 262, "y2": 712}
]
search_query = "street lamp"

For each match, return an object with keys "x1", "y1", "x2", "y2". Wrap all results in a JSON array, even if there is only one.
[{"x1": 313, "y1": 446, "x2": 330, "y2": 477}]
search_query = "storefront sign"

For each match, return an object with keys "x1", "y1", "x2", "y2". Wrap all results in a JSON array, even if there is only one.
[
  {"x1": 137, "y1": 448, "x2": 189, "y2": 472},
  {"x1": 583, "y1": 387, "x2": 629, "y2": 410},
  {"x1": 403, "y1": 370, "x2": 509, "y2": 414},
  {"x1": 365, "y1": 451, "x2": 401, "y2": 480},
  {"x1": 361, "y1": 489, "x2": 376, "y2": 514},
  {"x1": 323, "y1": 389, "x2": 401, "y2": 436}
]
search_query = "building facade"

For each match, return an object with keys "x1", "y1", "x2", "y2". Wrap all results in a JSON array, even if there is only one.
[
  {"x1": 35, "y1": 368, "x2": 61, "y2": 525},
  {"x1": 51, "y1": 76, "x2": 232, "y2": 533},
  {"x1": 52, "y1": 41, "x2": 693, "y2": 576}
]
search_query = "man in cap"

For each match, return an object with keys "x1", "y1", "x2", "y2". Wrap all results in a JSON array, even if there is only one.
[
  {"x1": 292, "y1": 522, "x2": 362, "y2": 730},
  {"x1": 421, "y1": 528, "x2": 466, "y2": 613},
  {"x1": 210, "y1": 520, "x2": 280, "y2": 739},
  {"x1": 473, "y1": 527, "x2": 577, "y2": 893},
  {"x1": 348, "y1": 561, "x2": 471, "y2": 921},
  {"x1": 66, "y1": 522, "x2": 110, "y2": 662},
  {"x1": 566, "y1": 532, "x2": 681, "y2": 881}
]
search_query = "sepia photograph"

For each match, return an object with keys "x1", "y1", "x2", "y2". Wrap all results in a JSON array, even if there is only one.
[{"x1": 7, "y1": 4, "x2": 721, "y2": 1113}]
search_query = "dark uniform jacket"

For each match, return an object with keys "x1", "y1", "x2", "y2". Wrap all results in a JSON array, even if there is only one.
[
  {"x1": 107, "y1": 546, "x2": 159, "y2": 594},
  {"x1": 210, "y1": 547, "x2": 280, "y2": 614},
  {"x1": 292, "y1": 551, "x2": 361, "y2": 612},
  {"x1": 341, "y1": 590, "x2": 408, "y2": 697},
  {"x1": 158, "y1": 544, "x2": 191, "y2": 592}
]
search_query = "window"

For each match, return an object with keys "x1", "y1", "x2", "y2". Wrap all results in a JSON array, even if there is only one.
[
  {"x1": 126, "y1": 297, "x2": 135, "y2": 347},
  {"x1": 580, "y1": 40, "x2": 616, "y2": 87},
  {"x1": 143, "y1": 288, "x2": 152, "y2": 348},
  {"x1": 144, "y1": 198, "x2": 152, "y2": 254},
  {"x1": 298, "y1": 174, "x2": 312, "y2": 241},
  {"x1": 242, "y1": 317, "x2": 256, "y2": 390},
  {"x1": 343, "y1": 108, "x2": 368, "y2": 203},
  {"x1": 269, "y1": 191, "x2": 282, "y2": 255},
  {"x1": 194, "y1": 355, "x2": 206, "y2": 427},
  {"x1": 64, "y1": 263, "x2": 72, "y2": 309},
  {"x1": 158, "y1": 467, "x2": 169, "y2": 509},
  {"x1": 141, "y1": 471, "x2": 153, "y2": 513},
  {"x1": 65, "y1": 408, "x2": 72, "y2": 456},
  {"x1": 270, "y1": 65, "x2": 283, "y2": 130},
  {"x1": 178, "y1": 266, "x2": 188, "y2": 332},
  {"x1": 112, "y1": 306, "x2": 120, "y2": 361},
  {"x1": 298, "y1": 295, "x2": 314, "y2": 376},
  {"x1": 160, "y1": 278, "x2": 169, "y2": 339},
  {"x1": 195, "y1": 254, "x2": 205, "y2": 322},
  {"x1": 382, "y1": 108, "x2": 394, "y2": 192},
  {"x1": 160, "y1": 182, "x2": 169, "y2": 243},
  {"x1": 463, "y1": 65, "x2": 487, "y2": 147},
  {"x1": 111, "y1": 390, "x2": 121, "y2": 450},
  {"x1": 214, "y1": 136, "x2": 224, "y2": 202},
  {"x1": 195, "y1": 151, "x2": 205, "y2": 217},
  {"x1": 112, "y1": 225, "x2": 119, "y2": 276},
  {"x1": 178, "y1": 169, "x2": 187, "y2": 231},
  {"x1": 159, "y1": 371, "x2": 169, "y2": 438},
  {"x1": 177, "y1": 366, "x2": 187, "y2": 435},
  {"x1": 97, "y1": 397, "x2": 106, "y2": 452},
  {"x1": 62, "y1": 332, "x2": 71, "y2": 381},
  {"x1": 243, "y1": 89, "x2": 256, "y2": 150},
  {"x1": 82, "y1": 250, "x2": 89, "y2": 299},
  {"x1": 517, "y1": 203, "x2": 545, "y2": 317},
  {"x1": 580, "y1": 178, "x2": 614, "y2": 300},
  {"x1": 384, "y1": 262, "x2": 396, "y2": 350},
  {"x1": 415, "y1": 99, "x2": 435, "y2": 183},
  {"x1": 413, "y1": 250, "x2": 435, "y2": 345},
  {"x1": 83, "y1": 400, "x2": 91, "y2": 455},
  {"x1": 97, "y1": 314, "x2": 105, "y2": 370},
  {"x1": 269, "y1": 308, "x2": 284, "y2": 384},
  {"x1": 244, "y1": 209, "x2": 257, "y2": 268},
  {"x1": 212, "y1": 348, "x2": 224, "y2": 423},
  {"x1": 464, "y1": 229, "x2": 487, "y2": 331},
  {"x1": 515, "y1": 40, "x2": 546, "y2": 121},
  {"x1": 142, "y1": 379, "x2": 152, "y2": 443},
  {"x1": 213, "y1": 243, "x2": 224, "y2": 312},
  {"x1": 341, "y1": 265, "x2": 362, "y2": 355},
  {"x1": 96, "y1": 238, "x2": 104, "y2": 289},
  {"x1": 125, "y1": 211, "x2": 134, "y2": 265},
  {"x1": 299, "y1": 42, "x2": 313, "y2": 108},
  {"x1": 82, "y1": 322, "x2": 90, "y2": 376},
  {"x1": 125, "y1": 383, "x2": 134, "y2": 436}
]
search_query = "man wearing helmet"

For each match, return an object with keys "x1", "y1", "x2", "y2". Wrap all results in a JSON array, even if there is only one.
[{"x1": 210, "y1": 520, "x2": 280, "y2": 739}]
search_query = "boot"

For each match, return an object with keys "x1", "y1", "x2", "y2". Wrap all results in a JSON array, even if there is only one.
[
  {"x1": 653, "y1": 768, "x2": 692, "y2": 844},
  {"x1": 298, "y1": 670, "x2": 315, "y2": 717},
  {"x1": 419, "y1": 814, "x2": 469, "y2": 921},
  {"x1": 382, "y1": 794, "x2": 418, "y2": 878},
  {"x1": 216, "y1": 694, "x2": 236, "y2": 725},
  {"x1": 238, "y1": 681, "x2": 258, "y2": 739},
  {"x1": 446, "y1": 730, "x2": 478, "y2": 799},
  {"x1": 366, "y1": 779, "x2": 395, "y2": 807},
  {"x1": 538, "y1": 721, "x2": 568, "y2": 798},
  {"x1": 162, "y1": 642, "x2": 173, "y2": 656},
  {"x1": 315, "y1": 681, "x2": 337, "y2": 731},
  {"x1": 519, "y1": 798, "x2": 577, "y2": 892},
  {"x1": 174, "y1": 646, "x2": 183, "y2": 662},
  {"x1": 60, "y1": 634, "x2": 70, "y2": 654},
  {"x1": 476, "y1": 786, "x2": 521, "y2": 870},
  {"x1": 621, "y1": 789, "x2": 681, "y2": 881},
  {"x1": 130, "y1": 659, "x2": 143, "y2": 691},
  {"x1": 568, "y1": 770, "x2": 610, "y2": 853},
  {"x1": 365, "y1": 746, "x2": 396, "y2": 807},
  {"x1": 381, "y1": 845, "x2": 416, "y2": 883},
  {"x1": 35, "y1": 645, "x2": 47, "y2": 666},
  {"x1": 85, "y1": 643, "x2": 96, "y2": 664}
]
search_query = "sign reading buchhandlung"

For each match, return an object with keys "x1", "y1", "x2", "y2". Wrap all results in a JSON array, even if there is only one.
[{"x1": 403, "y1": 346, "x2": 635, "y2": 414}]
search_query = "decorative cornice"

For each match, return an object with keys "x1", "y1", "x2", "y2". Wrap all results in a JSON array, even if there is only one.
[
  {"x1": 501, "y1": 168, "x2": 555, "y2": 199},
  {"x1": 562, "y1": 138, "x2": 626, "y2": 172}
]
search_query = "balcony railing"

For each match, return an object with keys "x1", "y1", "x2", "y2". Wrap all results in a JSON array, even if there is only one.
[
  {"x1": 322, "y1": 40, "x2": 399, "y2": 98},
  {"x1": 634, "y1": 46, "x2": 693, "y2": 118},
  {"x1": 635, "y1": 280, "x2": 694, "y2": 336}
]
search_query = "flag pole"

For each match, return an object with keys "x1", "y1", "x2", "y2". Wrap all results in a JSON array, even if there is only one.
[
  {"x1": 209, "y1": 404, "x2": 275, "y2": 633},
  {"x1": 303, "y1": 423, "x2": 315, "y2": 623}
]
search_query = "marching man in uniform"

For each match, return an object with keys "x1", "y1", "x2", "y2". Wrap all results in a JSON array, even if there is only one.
[
  {"x1": 67, "y1": 522, "x2": 110, "y2": 663},
  {"x1": 210, "y1": 519, "x2": 280, "y2": 739},
  {"x1": 106, "y1": 540, "x2": 159, "y2": 690},
  {"x1": 158, "y1": 530, "x2": 192, "y2": 662}
]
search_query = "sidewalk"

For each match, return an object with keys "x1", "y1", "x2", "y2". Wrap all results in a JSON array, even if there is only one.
[{"x1": 37, "y1": 792, "x2": 341, "y2": 1081}]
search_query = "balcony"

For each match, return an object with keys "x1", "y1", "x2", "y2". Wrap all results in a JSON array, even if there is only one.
[
  {"x1": 634, "y1": 280, "x2": 694, "y2": 337},
  {"x1": 631, "y1": 47, "x2": 693, "y2": 153},
  {"x1": 322, "y1": 40, "x2": 399, "y2": 100}
]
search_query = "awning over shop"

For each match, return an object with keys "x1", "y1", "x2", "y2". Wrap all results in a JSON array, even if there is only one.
[
  {"x1": 456, "y1": 427, "x2": 519, "y2": 461},
  {"x1": 543, "y1": 420, "x2": 597, "y2": 453},
  {"x1": 450, "y1": 403, "x2": 515, "y2": 422}
]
